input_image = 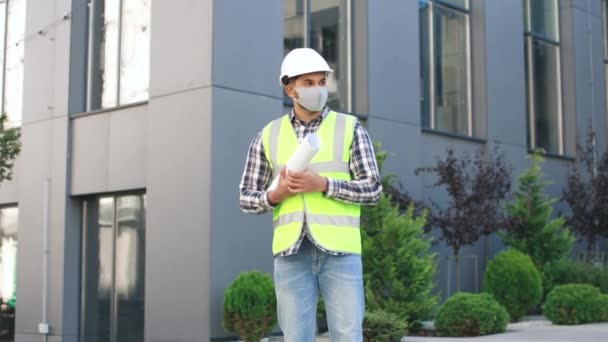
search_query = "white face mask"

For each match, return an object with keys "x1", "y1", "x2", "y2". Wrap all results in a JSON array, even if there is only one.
[{"x1": 294, "y1": 86, "x2": 328, "y2": 112}]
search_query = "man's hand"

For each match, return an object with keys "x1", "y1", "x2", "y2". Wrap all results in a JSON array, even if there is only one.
[
  {"x1": 267, "y1": 167, "x2": 295, "y2": 205},
  {"x1": 286, "y1": 168, "x2": 328, "y2": 194}
]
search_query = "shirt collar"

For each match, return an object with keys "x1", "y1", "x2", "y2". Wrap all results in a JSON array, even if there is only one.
[{"x1": 289, "y1": 106, "x2": 330, "y2": 124}]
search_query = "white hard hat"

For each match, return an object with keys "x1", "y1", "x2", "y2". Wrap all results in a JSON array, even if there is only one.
[{"x1": 280, "y1": 48, "x2": 333, "y2": 85}]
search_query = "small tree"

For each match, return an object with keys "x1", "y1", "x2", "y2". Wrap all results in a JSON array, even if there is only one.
[
  {"x1": 562, "y1": 132, "x2": 608, "y2": 260},
  {"x1": 361, "y1": 145, "x2": 437, "y2": 331},
  {"x1": 501, "y1": 152, "x2": 574, "y2": 271},
  {"x1": 415, "y1": 146, "x2": 512, "y2": 291},
  {"x1": 362, "y1": 202, "x2": 437, "y2": 331},
  {"x1": 0, "y1": 114, "x2": 21, "y2": 183},
  {"x1": 222, "y1": 271, "x2": 277, "y2": 342}
]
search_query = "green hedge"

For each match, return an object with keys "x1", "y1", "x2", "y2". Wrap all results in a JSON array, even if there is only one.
[
  {"x1": 362, "y1": 309, "x2": 408, "y2": 342},
  {"x1": 483, "y1": 249, "x2": 543, "y2": 321},
  {"x1": 598, "y1": 294, "x2": 608, "y2": 322},
  {"x1": 544, "y1": 284, "x2": 608, "y2": 325},
  {"x1": 222, "y1": 271, "x2": 277, "y2": 342},
  {"x1": 543, "y1": 259, "x2": 608, "y2": 297},
  {"x1": 434, "y1": 293, "x2": 509, "y2": 337}
]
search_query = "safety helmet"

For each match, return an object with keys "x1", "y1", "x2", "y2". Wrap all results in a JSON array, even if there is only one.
[{"x1": 279, "y1": 48, "x2": 333, "y2": 85}]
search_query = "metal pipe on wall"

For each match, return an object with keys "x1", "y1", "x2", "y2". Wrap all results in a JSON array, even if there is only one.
[
  {"x1": 42, "y1": 178, "x2": 51, "y2": 342},
  {"x1": 585, "y1": 0, "x2": 600, "y2": 260}
]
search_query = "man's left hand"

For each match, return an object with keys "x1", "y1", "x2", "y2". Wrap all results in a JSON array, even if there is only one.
[{"x1": 286, "y1": 168, "x2": 328, "y2": 193}]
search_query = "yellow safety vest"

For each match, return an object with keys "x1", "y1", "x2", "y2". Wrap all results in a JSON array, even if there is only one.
[{"x1": 262, "y1": 111, "x2": 361, "y2": 255}]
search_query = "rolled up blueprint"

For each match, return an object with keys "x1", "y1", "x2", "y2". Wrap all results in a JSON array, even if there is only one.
[{"x1": 267, "y1": 133, "x2": 321, "y2": 192}]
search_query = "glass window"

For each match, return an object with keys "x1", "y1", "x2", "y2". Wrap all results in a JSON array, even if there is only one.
[
  {"x1": 419, "y1": 0, "x2": 472, "y2": 136},
  {"x1": 0, "y1": 0, "x2": 26, "y2": 128},
  {"x1": 81, "y1": 194, "x2": 145, "y2": 342},
  {"x1": 283, "y1": 0, "x2": 350, "y2": 112},
  {"x1": 524, "y1": 0, "x2": 562, "y2": 154},
  {"x1": 437, "y1": 0, "x2": 468, "y2": 9},
  {"x1": 0, "y1": 206, "x2": 17, "y2": 342},
  {"x1": 87, "y1": 0, "x2": 151, "y2": 111},
  {"x1": 283, "y1": 0, "x2": 305, "y2": 55},
  {"x1": 524, "y1": 0, "x2": 559, "y2": 41}
]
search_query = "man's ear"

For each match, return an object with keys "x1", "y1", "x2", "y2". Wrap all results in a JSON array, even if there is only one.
[{"x1": 285, "y1": 84, "x2": 298, "y2": 99}]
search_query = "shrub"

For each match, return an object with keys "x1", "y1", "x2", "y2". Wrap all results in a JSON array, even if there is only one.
[
  {"x1": 434, "y1": 293, "x2": 509, "y2": 337},
  {"x1": 415, "y1": 146, "x2": 512, "y2": 292},
  {"x1": 363, "y1": 147, "x2": 438, "y2": 331},
  {"x1": 598, "y1": 295, "x2": 608, "y2": 322},
  {"x1": 362, "y1": 309, "x2": 408, "y2": 342},
  {"x1": 483, "y1": 249, "x2": 543, "y2": 321},
  {"x1": 501, "y1": 153, "x2": 574, "y2": 272},
  {"x1": 222, "y1": 271, "x2": 276, "y2": 342},
  {"x1": 562, "y1": 131, "x2": 608, "y2": 257},
  {"x1": 543, "y1": 259, "x2": 608, "y2": 296},
  {"x1": 544, "y1": 284, "x2": 605, "y2": 325},
  {"x1": 362, "y1": 200, "x2": 438, "y2": 331},
  {"x1": 0, "y1": 113, "x2": 21, "y2": 183}
]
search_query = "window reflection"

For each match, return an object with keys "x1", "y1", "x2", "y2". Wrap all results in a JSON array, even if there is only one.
[
  {"x1": 283, "y1": 0, "x2": 350, "y2": 112},
  {"x1": 523, "y1": 0, "x2": 562, "y2": 154},
  {"x1": 529, "y1": 40, "x2": 561, "y2": 152},
  {"x1": 0, "y1": 0, "x2": 26, "y2": 128},
  {"x1": 525, "y1": 0, "x2": 558, "y2": 41},
  {"x1": 0, "y1": 206, "x2": 18, "y2": 342},
  {"x1": 81, "y1": 194, "x2": 145, "y2": 342},
  {"x1": 433, "y1": 5, "x2": 469, "y2": 134},
  {"x1": 88, "y1": 0, "x2": 150, "y2": 111},
  {"x1": 419, "y1": 0, "x2": 471, "y2": 136},
  {"x1": 120, "y1": 0, "x2": 151, "y2": 105}
]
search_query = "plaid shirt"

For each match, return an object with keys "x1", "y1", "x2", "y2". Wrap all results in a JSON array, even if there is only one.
[{"x1": 239, "y1": 107, "x2": 382, "y2": 257}]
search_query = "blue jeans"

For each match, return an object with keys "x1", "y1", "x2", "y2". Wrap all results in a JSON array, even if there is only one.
[{"x1": 274, "y1": 238, "x2": 364, "y2": 342}]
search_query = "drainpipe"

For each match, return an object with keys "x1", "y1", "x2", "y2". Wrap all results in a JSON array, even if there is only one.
[
  {"x1": 585, "y1": 0, "x2": 600, "y2": 261},
  {"x1": 39, "y1": 178, "x2": 51, "y2": 341}
]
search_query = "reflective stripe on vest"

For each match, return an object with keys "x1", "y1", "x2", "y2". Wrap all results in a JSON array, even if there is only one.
[{"x1": 262, "y1": 111, "x2": 361, "y2": 255}]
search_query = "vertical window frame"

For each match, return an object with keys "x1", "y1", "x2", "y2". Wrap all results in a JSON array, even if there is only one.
[
  {"x1": 524, "y1": 0, "x2": 564, "y2": 155},
  {"x1": 421, "y1": 0, "x2": 474, "y2": 137}
]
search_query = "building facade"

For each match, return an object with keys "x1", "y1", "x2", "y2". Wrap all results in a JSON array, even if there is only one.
[{"x1": 0, "y1": 0, "x2": 605, "y2": 341}]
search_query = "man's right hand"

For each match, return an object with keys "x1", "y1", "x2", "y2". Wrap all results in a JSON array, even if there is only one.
[{"x1": 267, "y1": 167, "x2": 295, "y2": 205}]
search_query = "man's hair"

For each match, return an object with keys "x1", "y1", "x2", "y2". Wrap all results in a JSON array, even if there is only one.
[{"x1": 281, "y1": 75, "x2": 299, "y2": 86}]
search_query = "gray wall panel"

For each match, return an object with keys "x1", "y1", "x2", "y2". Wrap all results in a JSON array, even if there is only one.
[
  {"x1": 367, "y1": 0, "x2": 420, "y2": 124},
  {"x1": 366, "y1": 119, "x2": 423, "y2": 197},
  {"x1": 108, "y1": 107, "x2": 148, "y2": 191},
  {"x1": 145, "y1": 88, "x2": 212, "y2": 341},
  {"x1": 484, "y1": 0, "x2": 528, "y2": 147},
  {"x1": 212, "y1": 0, "x2": 283, "y2": 99},
  {"x1": 209, "y1": 87, "x2": 282, "y2": 338},
  {"x1": 71, "y1": 106, "x2": 148, "y2": 195},
  {"x1": 149, "y1": 0, "x2": 213, "y2": 98},
  {"x1": 71, "y1": 114, "x2": 110, "y2": 194},
  {"x1": 14, "y1": 121, "x2": 49, "y2": 335}
]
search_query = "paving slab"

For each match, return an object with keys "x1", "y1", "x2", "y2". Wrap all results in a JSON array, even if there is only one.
[
  {"x1": 312, "y1": 317, "x2": 608, "y2": 342},
  {"x1": 403, "y1": 317, "x2": 608, "y2": 342}
]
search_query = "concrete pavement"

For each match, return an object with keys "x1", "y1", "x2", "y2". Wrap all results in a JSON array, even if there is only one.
[
  {"x1": 403, "y1": 316, "x2": 608, "y2": 342},
  {"x1": 313, "y1": 316, "x2": 608, "y2": 342}
]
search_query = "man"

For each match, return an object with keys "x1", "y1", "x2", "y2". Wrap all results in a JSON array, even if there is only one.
[{"x1": 239, "y1": 48, "x2": 382, "y2": 341}]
